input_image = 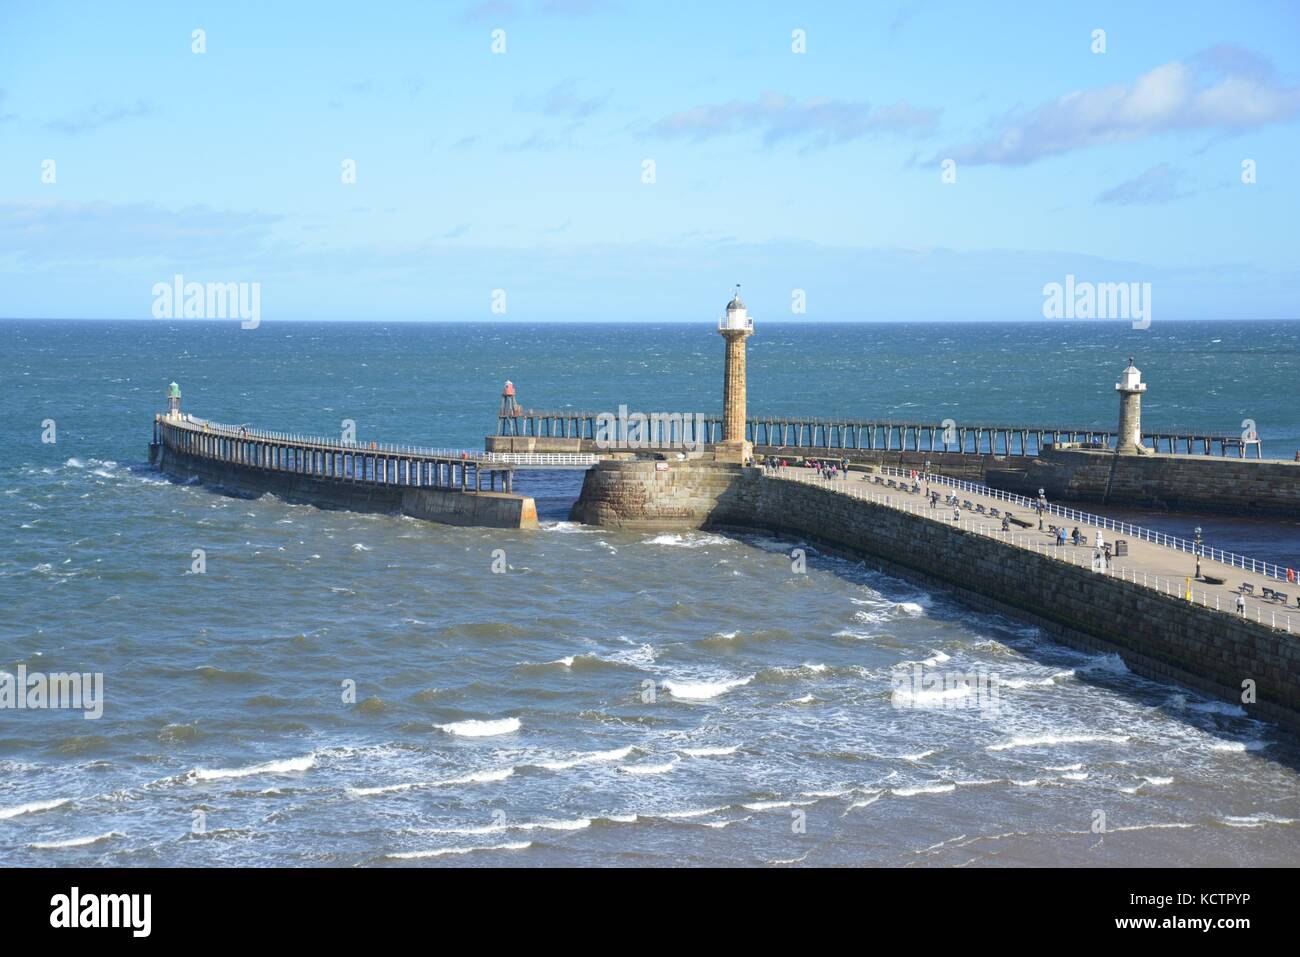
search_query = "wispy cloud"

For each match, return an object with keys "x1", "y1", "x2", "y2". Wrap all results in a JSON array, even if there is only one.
[
  {"x1": 1096, "y1": 163, "x2": 1191, "y2": 206},
  {"x1": 654, "y1": 92, "x2": 939, "y2": 147},
  {"x1": 45, "y1": 99, "x2": 154, "y2": 134},
  {"x1": 937, "y1": 46, "x2": 1300, "y2": 166},
  {"x1": 518, "y1": 80, "x2": 606, "y2": 118}
]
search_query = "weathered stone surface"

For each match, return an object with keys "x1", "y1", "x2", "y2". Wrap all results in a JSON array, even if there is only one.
[
  {"x1": 989, "y1": 447, "x2": 1300, "y2": 516},
  {"x1": 573, "y1": 460, "x2": 1300, "y2": 729}
]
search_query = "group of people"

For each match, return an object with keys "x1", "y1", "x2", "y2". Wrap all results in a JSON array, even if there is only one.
[{"x1": 760, "y1": 456, "x2": 850, "y2": 480}]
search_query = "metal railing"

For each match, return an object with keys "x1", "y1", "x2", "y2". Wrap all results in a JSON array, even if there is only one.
[
  {"x1": 482, "y1": 452, "x2": 600, "y2": 466},
  {"x1": 174, "y1": 415, "x2": 497, "y2": 464},
  {"x1": 873, "y1": 465, "x2": 1290, "y2": 582},
  {"x1": 770, "y1": 467, "x2": 1296, "y2": 634}
]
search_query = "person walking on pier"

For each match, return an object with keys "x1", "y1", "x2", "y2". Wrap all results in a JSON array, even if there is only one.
[
  {"x1": 1057, "y1": 526, "x2": 1067, "y2": 547},
  {"x1": 1236, "y1": 591, "x2": 1246, "y2": 616},
  {"x1": 1001, "y1": 515, "x2": 1010, "y2": 533}
]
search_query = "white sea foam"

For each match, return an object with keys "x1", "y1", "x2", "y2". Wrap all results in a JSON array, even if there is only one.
[
  {"x1": 986, "y1": 733, "x2": 1130, "y2": 752},
  {"x1": 663, "y1": 676, "x2": 752, "y2": 700},
  {"x1": 742, "y1": 798, "x2": 817, "y2": 810},
  {"x1": 656, "y1": 806, "x2": 727, "y2": 820},
  {"x1": 348, "y1": 767, "x2": 514, "y2": 796},
  {"x1": 620, "y1": 760, "x2": 676, "y2": 776},
  {"x1": 28, "y1": 831, "x2": 120, "y2": 849},
  {"x1": 847, "y1": 793, "x2": 883, "y2": 811},
  {"x1": 899, "y1": 750, "x2": 936, "y2": 762},
  {"x1": 536, "y1": 746, "x2": 634, "y2": 770},
  {"x1": 387, "y1": 840, "x2": 532, "y2": 860},
  {"x1": 0, "y1": 797, "x2": 71, "y2": 820},
  {"x1": 1044, "y1": 763, "x2": 1083, "y2": 772},
  {"x1": 1208, "y1": 739, "x2": 1268, "y2": 753},
  {"x1": 1002, "y1": 673, "x2": 1069, "y2": 689},
  {"x1": 1143, "y1": 776, "x2": 1173, "y2": 786},
  {"x1": 1080, "y1": 653, "x2": 1129, "y2": 674},
  {"x1": 1222, "y1": 814, "x2": 1296, "y2": 828},
  {"x1": 351, "y1": 543, "x2": 372, "y2": 552},
  {"x1": 437, "y1": 718, "x2": 521, "y2": 737},
  {"x1": 891, "y1": 783, "x2": 956, "y2": 797},
  {"x1": 1187, "y1": 700, "x2": 1248, "y2": 717},
  {"x1": 190, "y1": 754, "x2": 315, "y2": 782},
  {"x1": 643, "y1": 532, "x2": 730, "y2": 548},
  {"x1": 679, "y1": 745, "x2": 739, "y2": 757}
]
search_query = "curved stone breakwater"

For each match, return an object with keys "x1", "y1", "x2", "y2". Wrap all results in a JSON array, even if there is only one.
[
  {"x1": 572, "y1": 460, "x2": 1300, "y2": 730},
  {"x1": 151, "y1": 414, "x2": 537, "y2": 529}
]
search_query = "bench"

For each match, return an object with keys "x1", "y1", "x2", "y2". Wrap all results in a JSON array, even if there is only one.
[
  {"x1": 976, "y1": 504, "x2": 986, "y2": 514},
  {"x1": 962, "y1": 499, "x2": 974, "y2": 510},
  {"x1": 1113, "y1": 539, "x2": 1128, "y2": 557},
  {"x1": 990, "y1": 507, "x2": 1001, "y2": 518},
  {"x1": 1240, "y1": 583, "x2": 1255, "y2": 596}
]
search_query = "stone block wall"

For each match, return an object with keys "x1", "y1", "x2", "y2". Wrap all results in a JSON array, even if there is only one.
[{"x1": 572, "y1": 460, "x2": 1300, "y2": 728}]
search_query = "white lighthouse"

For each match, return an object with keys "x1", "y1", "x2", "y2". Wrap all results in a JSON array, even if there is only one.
[
  {"x1": 717, "y1": 286, "x2": 754, "y2": 463},
  {"x1": 1114, "y1": 358, "x2": 1150, "y2": 455}
]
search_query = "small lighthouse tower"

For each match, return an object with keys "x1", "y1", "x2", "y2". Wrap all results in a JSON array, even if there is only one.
[
  {"x1": 166, "y1": 381, "x2": 182, "y2": 420},
  {"x1": 498, "y1": 380, "x2": 522, "y2": 435},
  {"x1": 500, "y1": 380, "x2": 520, "y2": 417},
  {"x1": 717, "y1": 285, "x2": 754, "y2": 463},
  {"x1": 1114, "y1": 358, "x2": 1150, "y2": 454}
]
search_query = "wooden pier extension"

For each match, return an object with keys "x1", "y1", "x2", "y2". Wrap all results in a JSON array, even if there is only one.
[{"x1": 151, "y1": 413, "x2": 536, "y2": 529}]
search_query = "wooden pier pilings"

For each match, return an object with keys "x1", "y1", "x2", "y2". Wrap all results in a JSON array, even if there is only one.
[
  {"x1": 498, "y1": 410, "x2": 1252, "y2": 457},
  {"x1": 151, "y1": 414, "x2": 536, "y2": 528}
]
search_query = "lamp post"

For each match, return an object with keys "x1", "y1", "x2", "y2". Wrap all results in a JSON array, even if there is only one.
[
  {"x1": 1194, "y1": 526, "x2": 1203, "y2": 580},
  {"x1": 1037, "y1": 487, "x2": 1046, "y2": 531}
]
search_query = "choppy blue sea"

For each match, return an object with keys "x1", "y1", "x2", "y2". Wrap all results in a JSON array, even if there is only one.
[{"x1": 1, "y1": 319, "x2": 1298, "y2": 866}]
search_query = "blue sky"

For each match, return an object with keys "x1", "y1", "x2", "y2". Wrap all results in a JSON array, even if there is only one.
[{"x1": 1, "y1": 0, "x2": 1298, "y2": 321}]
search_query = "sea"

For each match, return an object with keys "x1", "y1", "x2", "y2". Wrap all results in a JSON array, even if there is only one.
[{"x1": 1, "y1": 318, "x2": 1298, "y2": 866}]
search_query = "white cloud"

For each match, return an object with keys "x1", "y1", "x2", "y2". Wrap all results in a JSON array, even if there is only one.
[{"x1": 940, "y1": 46, "x2": 1300, "y2": 166}]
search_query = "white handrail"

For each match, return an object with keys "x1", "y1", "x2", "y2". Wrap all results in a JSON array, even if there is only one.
[
  {"x1": 871, "y1": 465, "x2": 1289, "y2": 582},
  {"x1": 767, "y1": 467, "x2": 1295, "y2": 634}
]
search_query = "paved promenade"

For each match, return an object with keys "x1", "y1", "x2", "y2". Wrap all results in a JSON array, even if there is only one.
[{"x1": 770, "y1": 464, "x2": 1299, "y2": 635}]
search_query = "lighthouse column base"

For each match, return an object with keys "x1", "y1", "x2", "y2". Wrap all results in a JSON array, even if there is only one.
[{"x1": 715, "y1": 440, "x2": 752, "y2": 464}]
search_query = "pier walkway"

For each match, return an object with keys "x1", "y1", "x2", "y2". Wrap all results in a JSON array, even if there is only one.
[
  {"x1": 155, "y1": 415, "x2": 517, "y2": 491},
  {"x1": 770, "y1": 465, "x2": 1299, "y2": 635},
  {"x1": 500, "y1": 409, "x2": 1255, "y2": 457}
]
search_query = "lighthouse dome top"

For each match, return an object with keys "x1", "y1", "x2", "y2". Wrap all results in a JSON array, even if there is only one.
[
  {"x1": 718, "y1": 285, "x2": 753, "y2": 332},
  {"x1": 1116, "y1": 357, "x2": 1146, "y2": 393}
]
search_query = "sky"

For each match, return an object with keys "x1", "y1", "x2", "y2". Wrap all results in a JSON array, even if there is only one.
[{"x1": 1, "y1": 0, "x2": 1298, "y2": 321}]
